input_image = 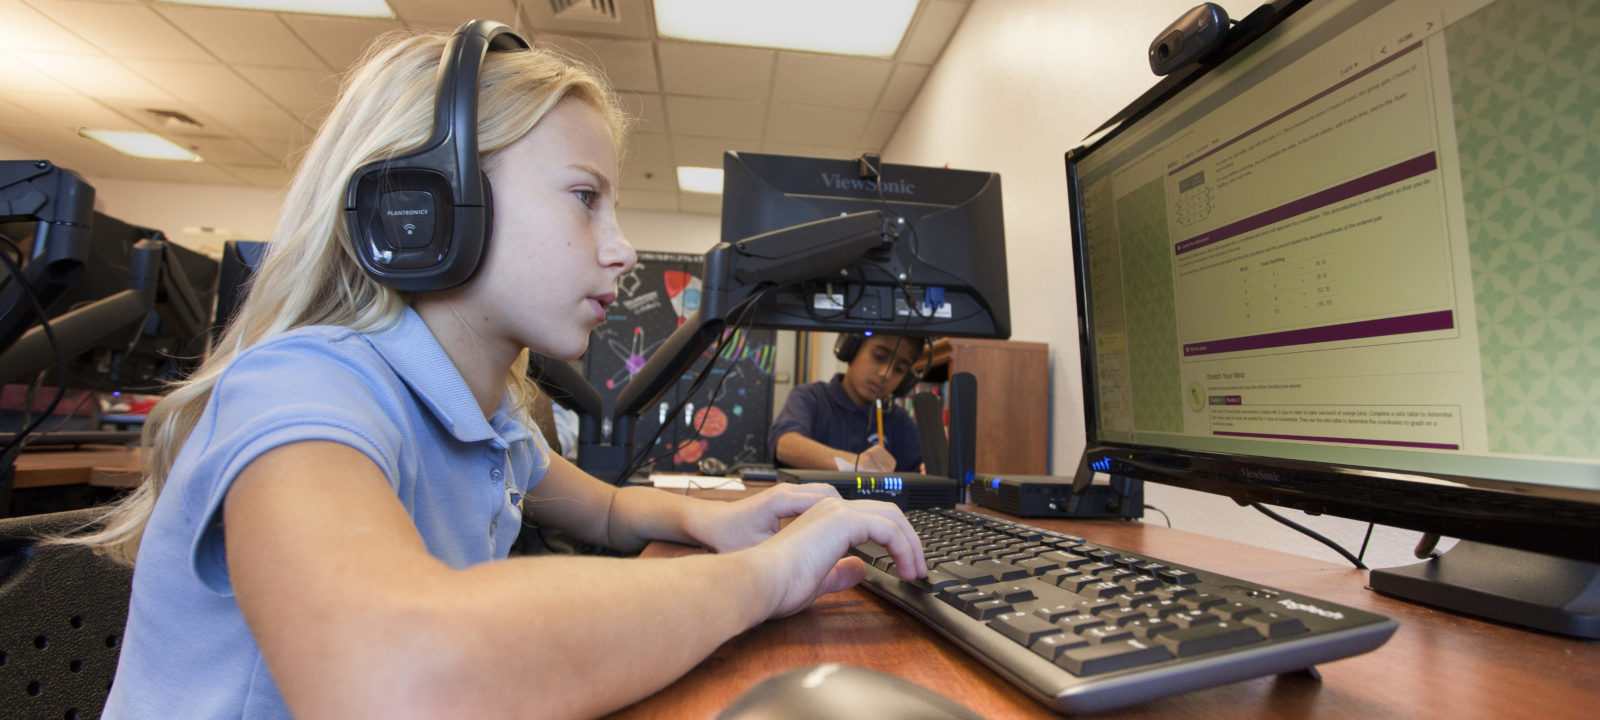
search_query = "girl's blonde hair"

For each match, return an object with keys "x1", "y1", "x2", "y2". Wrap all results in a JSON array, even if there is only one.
[{"x1": 65, "y1": 27, "x2": 629, "y2": 566}]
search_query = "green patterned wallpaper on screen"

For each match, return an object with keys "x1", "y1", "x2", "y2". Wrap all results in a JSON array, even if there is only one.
[
  {"x1": 1448, "y1": 0, "x2": 1600, "y2": 459},
  {"x1": 1116, "y1": 179, "x2": 1183, "y2": 433}
]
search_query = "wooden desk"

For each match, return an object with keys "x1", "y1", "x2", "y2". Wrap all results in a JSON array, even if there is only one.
[
  {"x1": 10, "y1": 446, "x2": 142, "y2": 489},
  {"x1": 618, "y1": 506, "x2": 1599, "y2": 719}
]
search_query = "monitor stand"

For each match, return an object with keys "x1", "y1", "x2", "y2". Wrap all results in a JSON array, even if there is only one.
[{"x1": 1368, "y1": 541, "x2": 1600, "y2": 639}]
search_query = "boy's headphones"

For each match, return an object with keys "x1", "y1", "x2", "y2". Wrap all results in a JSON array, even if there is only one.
[
  {"x1": 343, "y1": 19, "x2": 529, "y2": 292},
  {"x1": 834, "y1": 332, "x2": 925, "y2": 397}
]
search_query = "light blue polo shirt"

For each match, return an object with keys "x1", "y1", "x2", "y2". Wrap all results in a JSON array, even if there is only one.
[{"x1": 104, "y1": 307, "x2": 549, "y2": 719}]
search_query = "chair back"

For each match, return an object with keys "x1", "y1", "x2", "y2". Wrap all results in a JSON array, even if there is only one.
[{"x1": 0, "y1": 508, "x2": 132, "y2": 720}]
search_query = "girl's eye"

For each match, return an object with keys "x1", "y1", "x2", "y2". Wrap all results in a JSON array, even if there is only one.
[{"x1": 575, "y1": 190, "x2": 598, "y2": 207}]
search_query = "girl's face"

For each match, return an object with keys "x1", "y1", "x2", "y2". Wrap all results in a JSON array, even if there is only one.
[{"x1": 446, "y1": 96, "x2": 637, "y2": 362}]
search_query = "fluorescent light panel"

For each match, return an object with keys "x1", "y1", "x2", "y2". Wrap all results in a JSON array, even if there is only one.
[
  {"x1": 79, "y1": 129, "x2": 203, "y2": 162},
  {"x1": 154, "y1": 0, "x2": 395, "y2": 18},
  {"x1": 653, "y1": 0, "x2": 918, "y2": 58},
  {"x1": 677, "y1": 166, "x2": 724, "y2": 194}
]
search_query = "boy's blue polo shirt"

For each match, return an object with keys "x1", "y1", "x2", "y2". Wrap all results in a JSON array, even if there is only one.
[
  {"x1": 767, "y1": 374, "x2": 923, "y2": 472},
  {"x1": 105, "y1": 307, "x2": 550, "y2": 719}
]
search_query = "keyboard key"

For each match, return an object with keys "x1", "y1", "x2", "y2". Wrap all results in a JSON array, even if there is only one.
[
  {"x1": 1057, "y1": 640, "x2": 1174, "y2": 676},
  {"x1": 1031, "y1": 632, "x2": 1090, "y2": 661},
  {"x1": 1127, "y1": 618, "x2": 1179, "y2": 640},
  {"x1": 990, "y1": 612, "x2": 1065, "y2": 646},
  {"x1": 1244, "y1": 612, "x2": 1309, "y2": 638},
  {"x1": 1098, "y1": 608, "x2": 1149, "y2": 627},
  {"x1": 1181, "y1": 593, "x2": 1227, "y2": 611},
  {"x1": 994, "y1": 584, "x2": 1037, "y2": 604},
  {"x1": 938, "y1": 561, "x2": 1000, "y2": 587},
  {"x1": 1171, "y1": 611, "x2": 1222, "y2": 629},
  {"x1": 1159, "y1": 568, "x2": 1201, "y2": 585},
  {"x1": 1157, "y1": 623, "x2": 1265, "y2": 657},
  {"x1": 1082, "y1": 625, "x2": 1136, "y2": 644},
  {"x1": 924, "y1": 568, "x2": 968, "y2": 592},
  {"x1": 1034, "y1": 604, "x2": 1080, "y2": 623},
  {"x1": 1062, "y1": 616, "x2": 1107, "y2": 635},
  {"x1": 1212, "y1": 602, "x2": 1264, "y2": 621},
  {"x1": 967, "y1": 599, "x2": 1012, "y2": 620}
]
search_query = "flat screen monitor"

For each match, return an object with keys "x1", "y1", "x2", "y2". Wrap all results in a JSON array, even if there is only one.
[
  {"x1": 720, "y1": 151, "x2": 1009, "y2": 340},
  {"x1": 7, "y1": 212, "x2": 217, "y2": 394},
  {"x1": 1066, "y1": 0, "x2": 1600, "y2": 634}
]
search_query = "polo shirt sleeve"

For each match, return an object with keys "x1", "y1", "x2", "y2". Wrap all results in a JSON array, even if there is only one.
[
  {"x1": 767, "y1": 381, "x2": 825, "y2": 462},
  {"x1": 181, "y1": 334, "x2": 406, "y2": 596}
]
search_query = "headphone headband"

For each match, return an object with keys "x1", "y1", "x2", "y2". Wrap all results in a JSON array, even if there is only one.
[{"x1": 343, "y1": 20, "x2": 530, "y2": 292}]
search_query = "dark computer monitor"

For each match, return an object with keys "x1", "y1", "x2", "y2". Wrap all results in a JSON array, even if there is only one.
[
  {"x1": 20, "y1": 212, "x2": 218, "y2": 395},
  {"x1": 1066, "y1": 0, "x2": 1600, "y2": 636},
  {"x1": 719, "y1": 151, "x2": 1009, "y2": 339},
  {"x1": 576, "y1": 151, "x2": 1010, "y2": 482}
]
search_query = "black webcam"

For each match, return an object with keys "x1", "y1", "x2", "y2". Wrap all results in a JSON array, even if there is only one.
[{"x1": 1149, "y1": 3, "x2": 1230, "y2": 76}]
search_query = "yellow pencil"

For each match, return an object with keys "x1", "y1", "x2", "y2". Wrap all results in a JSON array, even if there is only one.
[{"x1": 875, "y1": 399, "x2": 885, "y2": 446}]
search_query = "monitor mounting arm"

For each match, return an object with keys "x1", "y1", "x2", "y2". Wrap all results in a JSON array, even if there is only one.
[{"x1": 528, "y1": 209, "x2": 897, "y2": 482}]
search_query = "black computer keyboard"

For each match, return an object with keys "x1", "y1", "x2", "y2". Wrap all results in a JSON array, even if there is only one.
[{"x1": 849, "y1": 508, "x2": 1398, "y2": 714}]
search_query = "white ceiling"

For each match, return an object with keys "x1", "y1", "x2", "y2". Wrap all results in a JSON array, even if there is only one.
[{"x1": 0, "y1": 0, "x2": 971, "y2": 215}]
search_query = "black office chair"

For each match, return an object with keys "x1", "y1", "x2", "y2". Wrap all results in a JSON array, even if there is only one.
[{"x1": 0, "y1": 508, "x2": 132, "y2": 720}]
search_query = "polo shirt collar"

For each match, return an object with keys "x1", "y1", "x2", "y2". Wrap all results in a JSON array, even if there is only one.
[
  {"x1": 826, "y1": 373, "x2": 867, "y2": 410},
  {"x1": 364, "y1": 306, "x2": 530, "y2": 447}
]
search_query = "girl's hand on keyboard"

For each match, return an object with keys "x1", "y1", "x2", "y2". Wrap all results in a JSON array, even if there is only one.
[
  {"x1": 753, "y1": 497, "x2": 927, "y2": 618},
  {"x1": 688, "y1": 482, "x2": 844, "y2": 553}
]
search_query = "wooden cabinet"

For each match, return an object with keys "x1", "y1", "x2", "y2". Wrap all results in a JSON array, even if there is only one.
[{"x1": 923, "y1": 338, "x2": 1050, "y2": 475}]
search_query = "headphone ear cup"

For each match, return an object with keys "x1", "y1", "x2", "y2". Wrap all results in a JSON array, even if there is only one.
[{"x1": 834, "y1": 333, "x2": 862, "y2": 363}]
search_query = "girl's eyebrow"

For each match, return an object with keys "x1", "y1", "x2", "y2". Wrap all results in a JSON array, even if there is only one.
[{"x1": 569, "y1": 163, "x2": 613, "y2": 194}]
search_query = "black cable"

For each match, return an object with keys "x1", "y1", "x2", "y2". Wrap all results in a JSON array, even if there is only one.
[
  {"x1": 1144, "y1": 504, "x2": 1172, "y2": 528},
  {"x1": 0, "y1": 235, "x2": 70, "y2": 462},
  {"x1": 1250, "y1": 502, "x2": 1368, "y2": 570},
  {"x1": 1356, "y1": 522, "x2": 1375, "y2": 564}
]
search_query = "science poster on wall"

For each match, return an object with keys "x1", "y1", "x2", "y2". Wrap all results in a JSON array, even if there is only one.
[{"x1": 584, "y1": 252, "x2": 776, "y2": 473}]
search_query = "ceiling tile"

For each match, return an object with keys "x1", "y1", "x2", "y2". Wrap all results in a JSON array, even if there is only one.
[
  {"x1": 761, "y1": 142, "x2": 856, "y2": 161},
  {"x1": 183, "y1": 136, "x2": 277, "y2": 166},
  {"x1": 617, "y1": 163, "x2": 676, "y2": 193},
  {"x1": 11, "y1": 51, "x2": 177, "y2": 101},
  {"x1": 0, "y1": 52, "x2": 77, "y2": 95},
  {"x1": 90, "y1": 156, "x2": 243, "y2": 185},
  {"x1": 677, "y1": 191, "x2": 721, "y2": 216},
  {"x1": 861, "y1": 110, "x2": 903, "y2": 151},
  {"x1": 617, "y1": 188, "x2": 679, "y2": 213},
  {"x1": 281, "y1": 14, "x2": 406, "y2": 71},
  {"x1": 772, "y1": 53, "x2": 891, "y2": 110},
  {"x1": 879, "y1": 64, "x2": 929, "y2": 112},
  {"x1": 764, "y1": 102, "x2": 867, "y2": 147},
  {"x1": 665, "y1": 95, "x2": 764, "y2": 139},
  {"x1": 670, "y1": 136, "x2": 752, "y2": 169},
  {"x1": 0, "y1": 0, "x2": 100, "y2": 54},
  {"x1": 122, "y1": 59, "x2": 277, "y2": 107},
  {"x1": 899, "y1": 0, "x2": 967, "y2": 65},
  {"x1": 233, "y1": 66, "x2": 342, "y2": 112},
  {"x1": 218, "y1": 163, "x2": 292, "y2": 190},
  {"x1": 387, "y1": 0, "x2": 517, "y2": 27},
  {"x1": 4, "y1": 92, "x2": 141, "y2": 131},
  {"x1": 618, "y1": 91, "x2": 665, "y2": 135},
  {"x1": 624, "y1": 131, "x2": 671, "y2": 166},
  {"x1": 657, "y1": 41, "x2": 772, "y2": 100},
  {"x1": 153, "y1": 5, "x2": 327, "y2": 69},
  {"x1": 29, "y1": 1, "x2": 212, "y2": 62},
  {"x1": 536, "y1": 34, "x2": 658, "y2": 93}
]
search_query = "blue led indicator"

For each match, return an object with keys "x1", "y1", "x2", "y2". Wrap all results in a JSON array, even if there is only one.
[{"x1": 991, "y1": 478, "x2": 1001, "y2": 489}]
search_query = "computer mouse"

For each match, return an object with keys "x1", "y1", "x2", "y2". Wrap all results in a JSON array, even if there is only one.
[{"x1": 715, "y1": 663, "x2": 985, "y2": 720}]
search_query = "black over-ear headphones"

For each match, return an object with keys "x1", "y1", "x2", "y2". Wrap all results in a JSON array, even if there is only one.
[
  {"x1": 834, "y1": 332, "x2": 925, "y2": 397},
  {"x1": 343, "y1": 19, "x2": 530, "y2": 292}
]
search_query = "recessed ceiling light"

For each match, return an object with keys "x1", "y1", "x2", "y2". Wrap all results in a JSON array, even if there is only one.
[
  {"x1": 677, "y1": 166, "x2": 724, "y2": 194},
  {"x1": 653, "y1": 0, "x2": 918, "y2": 58},
  {"x1": 154, "y1": 0, "x2": 395, "y2": 18},
  {"x1": 79, "y1": 129, "x2": 203, "y2": 162}
]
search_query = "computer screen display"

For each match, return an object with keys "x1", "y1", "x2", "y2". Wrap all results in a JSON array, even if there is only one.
[
  {"x1": 1067, "y1": 0, "x2": 1599, "y2": 560},
  {"x1": 720, "y1": 151, "x2": 1010, "y2": 340}
]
